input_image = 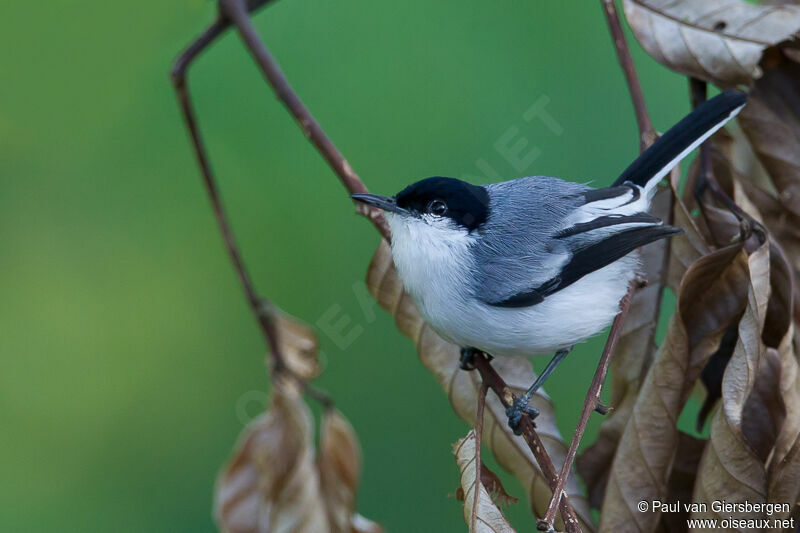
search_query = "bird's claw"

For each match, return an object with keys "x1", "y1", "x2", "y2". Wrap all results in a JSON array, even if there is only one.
[
  {"x1": 506, "y1": 396, "x2": 539, "y2": 435},
  {"x1": 459, "y1": 348, "x2": 493, "y2": 370},
  {"x1": 459, "y1": 348, "x2": 477, "y2": 371}
]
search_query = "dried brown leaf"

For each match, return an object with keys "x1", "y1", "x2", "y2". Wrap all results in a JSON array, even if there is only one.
[
  {"x1": 456, "y1": 464, "x2": 519, "y2": 508},
  {"x1": 623, "y1": 0, "x2": 800, "y2": 86},
  {"x1": 672, "y1": 146, "x2": 753, "y2": 434},
  {"x1": 599, "y1": 243, "x2": 757, "y2": 531},
  {"x1": 271, "y1": 307, "x2": 322, "y2": 381},
  {"x1": 714, "y1": 124, "x2": 800, "y2": 291},
  {"x1": 684, "y1": 129, "x2": 764, "y2": 252},
  {"x1": 479, "y1": 466, "x2": 520, "y2": 508},
  {"x1": 215, "y1": 385, "x2": 328, "y2": 533},
  {"x1": 738, "y1": 53, "x2": 800, "y2": 218},
  {"x1": 668, "y1": 166, "x2": 713, "y2": 292},
  {"x1": 660, "y1": 432, "x2": 707, "y2": 533},
  {"x1": 699, "y1": 204, "x2": 742, "y2": 246},
  {"x1": 318, "y1": 409, "x2": 362, "y2": 533},
  {"x1": 680, "y1": 131, "x2": 740, "y2": 250},
  {"x1": 771, "y1": 337, "x2": 800, "y2": 458},
  {"x1": 741, "y1": 183, "x2": 800, "y2": 326},
  {"x1": 453, "y1": 430, "x2": 517, "y2": 533},
  {"x1": 742, "y1": 349, "x2": 786, "y2": 462},
  {"x1": 680, "y1": 116, "x2": 800, "y2": 526},
  {"x1": 767, "y1": 429, "x2": 800, "y2": 528},
  {"x1": 690, "y1": 245, "x2": 776, "y2": 526},
  {"x1": 366, "y1": 241, "x2": 595, "y2": 531},
  {"x1": 765, "y1": 294, "x2": 800, "y2": 525},
  {"x1": 700, "y1": 117, "x2": 800, "y2": 497},
  {"x1": 763, "y1": 243, "x2": 794, "y2": 350},
  {"x1": 697, "y1": 321, "x2": 740, "y2": 431}
]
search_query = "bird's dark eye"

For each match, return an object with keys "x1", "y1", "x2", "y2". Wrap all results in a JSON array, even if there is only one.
[{"x1": 427, "y1": 199, "x2": 448, "y2": 216}]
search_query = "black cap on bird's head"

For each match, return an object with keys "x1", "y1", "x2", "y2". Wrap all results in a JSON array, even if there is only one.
[{"x1": 351, "y1": 177, "x2": 490, "y2": 232}]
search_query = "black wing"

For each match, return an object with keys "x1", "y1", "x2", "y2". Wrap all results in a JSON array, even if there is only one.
[
  {"x1": 554, "y1": 212, "x2": 660, "y2": 238},
  {"x1": 489, "y1": 224, "x2": 682, "y2": 308}
]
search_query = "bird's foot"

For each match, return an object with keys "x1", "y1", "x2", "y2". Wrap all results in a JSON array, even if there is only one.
[
  {"x1": 459, "y1": 348, "x2": 477, "y2": 370},
  {"x1": 506, "y1": 395, "x2": 540, "y2": 435},
  {"x1": 594, "y1": 401, "x2": 612, "y2": 415},
  {"x1": 459, "y1": 348, "x2": 492, "y2": 371}
]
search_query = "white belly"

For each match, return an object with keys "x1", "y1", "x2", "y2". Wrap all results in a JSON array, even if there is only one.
[
  {"x1": 416, "y1": 255, "x2": 636, "y2": 357},
  {"x1": 387, "y1": 213, "x2": 636, "y2": 357}
]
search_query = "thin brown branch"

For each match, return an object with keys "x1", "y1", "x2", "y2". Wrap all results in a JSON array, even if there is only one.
[
  {"x1": 170, "y1": 8, "x2": 332, "y2": 408},
  {"x1": 538, "y1": 3, "x2": 660, "y2": 529},
  {"x1": 171, "y1": 18, "x2": 278, "y2": 363},
  {"x1": 473, "y1": 355, "x2": 582, "y2": 533},
  {"x1": 471, "y1": 383, "x2": 488, "y2": 532},
  {"x1": 601, "y1": 0, "x2": 656, "y2": 150},
  {"x1": 539, "y1": 286, "x2": 635, "y2": 530},
  {"x1": 219, "y1": 0, "x2": 390, "y2": 240}
]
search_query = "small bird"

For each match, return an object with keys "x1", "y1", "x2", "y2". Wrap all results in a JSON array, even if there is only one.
[{"x1": 353, "y1": 90, "x2": 746, "y2": 432}]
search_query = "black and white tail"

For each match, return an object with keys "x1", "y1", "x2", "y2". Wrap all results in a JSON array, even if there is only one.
[
  {"x1": 613, "y1": 89, "x2": 747, "y2": 192},
  {"x1": 546, "y1": 90, "x2": 747, "y2": 298}
]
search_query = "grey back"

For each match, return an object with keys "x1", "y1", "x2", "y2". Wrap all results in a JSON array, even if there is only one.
[{"x1": 472, "y1": 176, "x2": 588, "y2": 304}]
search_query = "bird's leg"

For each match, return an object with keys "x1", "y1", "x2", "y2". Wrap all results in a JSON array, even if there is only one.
[
  {"x1": 459, "y1": 347, "x2": 492, "y2": 371},
  {"x1": 459, "y1": 348, "x2": 477, "y2": 370},
  {"x1": 506, "y1": 347, "x2": 572, "y2": 434}
]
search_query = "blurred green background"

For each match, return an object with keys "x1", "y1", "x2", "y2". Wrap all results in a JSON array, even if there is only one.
[{"x1": 0, "y1": 1, "x2": 703, "y2": 531}]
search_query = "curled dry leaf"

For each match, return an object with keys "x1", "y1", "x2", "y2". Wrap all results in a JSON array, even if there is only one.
[
  {"x1": 741, "y1": 349, "x2": 786, "y2": 463},
  {"x1": 766, "y1": 245, "x2": 800, "y2": 457},
  {"x1": 623, "y1": 0, "x2": 800, "y2": 86},
  {"x1": 737, "y1": 53, "x2": 800, "y2": 219},
  {"x1": 660, "y1": 432, "x2": 707, "y2": 533},
  {"x1": 741, "y1": 183, "x2": 800, "y2": 325},
  {"x1": 767, "y1": 388, "x2": 800, "y2": 528},
  {"x1": 766, "y1": 399, "x2": 800, "y2": 528},
  {"x1": 478, "y1": 465, "x2": 520, "y2": 508},
  {"x1": 668, "y1": 165, "x2": 712, "y2": 293},
  {"x1": 456, "y1": 463, "x2": 519, "y2": 508},
  {"x1": 598, "y1": 243, "x2": 755, "y2": 531},
  {"x1": 215, "y1": 385, "x2": 329, "y2": 533},
  {"x1": 215, "y1": 387, "x2": 381, "y2": 533},
  {"x1": 681, "y1": 86, "x2": 800, "y2": 525},
  {"x1": 318, "y1": 410, "x2": 364, "y2": 533},
  {"x1": 366, "y1": 241, "x2": 594, "y2": 531},
  {"x1": 691, "y1": 131, "x2": 768, "y2": 252},
  {"x1": 453, "y1": 430, "x2": 517, "y2": 533},
  {"x1": 764, "y1": 237, "x2": 800, "y2": 341},
  {"x1": 269, "y1": 306, "x2": 322, "y2": 381},
  {"x1": 697, "y1": 322, "x2": 740, "y2": 431},
  {"x1": 577, "y1": 187, "x2": 672, "y2": 509},
  {"x1": 677, "y1": 131, "x2": 775, "y2": 432},
  {"x1": 681, "y1": 135, "x2": 735, "y2": 249},
  {"x1": 763, "y1": 250, "x2": 799, "y2": 526},
  {"x1": 216, "y1": 307, "x2": 379, "y2": 533},
  {"x1": 690, "y1": 245, "x2": 777, "y2": 525},
  {"x1": 683, "y1": 128, "x2": 795, "y2": 434}
]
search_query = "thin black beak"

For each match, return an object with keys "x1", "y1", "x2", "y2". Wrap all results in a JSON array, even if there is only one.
[{"x1": 351, "y1": 193, "x2": 409, "y2": 215}]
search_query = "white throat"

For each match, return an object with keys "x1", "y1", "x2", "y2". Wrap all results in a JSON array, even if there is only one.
[{"x1": 385, "y1": 213, "x2": 476, "y2": 338}]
